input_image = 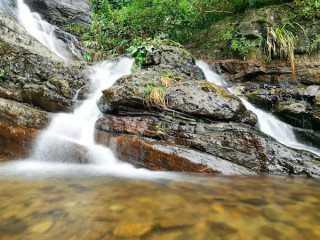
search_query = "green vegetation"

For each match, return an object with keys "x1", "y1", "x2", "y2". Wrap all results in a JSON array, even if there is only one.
[
  {"x1": 231, "y1": 34, "x2": 254, "y2": 60},
  {"x1": 294, "y1": 0, "x2": 320, "y2": 20},
  {"x1": 0, "y1": 69, "x2": 6, "y2": 80},
  {"x1": 306, "y1": 35, "x2": 320, "y2": 53},
  {"x1": 75, "y1": 0, "x2": 290, "y2": 61}
]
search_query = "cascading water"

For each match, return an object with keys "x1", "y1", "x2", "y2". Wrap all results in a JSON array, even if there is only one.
[
  {"x1": 0, "y1": 58, "x2": 172, "y2": 179},
  {"x1": 196, "y1": 60, "x2": 320, "y2": 156},
  {"x1": 32, "y1": 58, "x2": 134, "y2": 164},
  {"x1": 0, "y1": 1, "x2": 174, "y2": 179},
  {"x1": 15, "y1": 0, "x2": 81, "y2": 61}
]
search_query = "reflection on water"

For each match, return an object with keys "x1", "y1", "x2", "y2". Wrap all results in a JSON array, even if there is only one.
[{"x1": 0, "y1": 175, "x2": 319, "y2": 240}]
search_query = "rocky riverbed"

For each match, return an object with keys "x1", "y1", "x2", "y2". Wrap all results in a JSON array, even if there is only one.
[{"x1": 0, "y1": 175, "x2": 319, "y2": 240}]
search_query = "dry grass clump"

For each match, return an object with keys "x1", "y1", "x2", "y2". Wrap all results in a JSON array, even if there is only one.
[
  {"x1": 265, "y1": 24, "x2": 297, "y2": 82},
  {"x1": 161, "y1": 76, "x2": 174, "y2": 88},
  {"x1": 145, "y1": 87, "x2": 166, "y2": 108}
]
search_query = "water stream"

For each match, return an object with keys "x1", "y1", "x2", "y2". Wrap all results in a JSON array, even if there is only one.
[
  {"x1": 0, "y1": 2, "x2": 320, "y2": 239},
  {"x1": 15, "y1": 0, "x2": 81, "y2": 61},
  {"x1": 196, "y1": 60, "x2": 320, "y2": 156},
  {"x1": 0, "y1": 0, "x2": 174, "y2": 180}
]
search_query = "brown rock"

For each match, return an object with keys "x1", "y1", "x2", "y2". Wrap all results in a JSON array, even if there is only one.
[{"x1": 113, "y1": 223, "x2": 152, "y2": 237}]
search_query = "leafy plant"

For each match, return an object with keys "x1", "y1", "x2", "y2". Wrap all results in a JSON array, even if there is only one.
[
  {"x1": 128, "y1": 43, "x2": 153, "y2": 67},
  {"x1": 0, "y1": 69, "x2": 6, "y2": 79},
  {"x1": 231, "y1": 34, "x2": 254, "y2": 60}
]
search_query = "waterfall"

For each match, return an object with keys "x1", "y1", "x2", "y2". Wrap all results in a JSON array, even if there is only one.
[
  {"x1": 0, "y1": 0, "x2": 176, "y2": 179},
  {"x1": 196, "y1": 60, "x2": 320, "y2": 156},
  {"x1": 15, "y1": 0, "x2": 81, "y2": 61},
  {"x1": 0, "y1": 57, "x2": 172, "y2": 179},
  {"x1": 31, "y1": 58, "x2": 134, "y2": 163}
]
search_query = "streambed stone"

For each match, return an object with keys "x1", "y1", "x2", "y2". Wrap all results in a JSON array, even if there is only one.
[{"x1": 113, "y1": 223, "x2": 152, "y2": 237}]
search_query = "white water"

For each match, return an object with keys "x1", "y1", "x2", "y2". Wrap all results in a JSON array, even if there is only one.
[
  {"x1": 16, "y1": 0, "x2": 81, "y2": 61},
  {"x1": 196, "y1": 60, "x2": 320, "y2": 156},
  {"x1": 0, "y1": 1, "x2": 177, "y2": 179},
  {"x1": 0, "y1": 58, "x2": 175, "y2": 179}
]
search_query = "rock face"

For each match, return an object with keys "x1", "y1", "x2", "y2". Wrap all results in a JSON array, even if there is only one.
[
  {"x1": 185, "y1": 2, "x2": 320, "y2": 63},
  {"x1": 0, "y1": 98, "x2": 49, "y2": 158},
  {"x1": 0, "y1": 8, "x2": 89, "y2": 159},
  {"x1": 96, "y1": 45, "x2": 320, "y2": 177},
  {"x1": 24, "y1": 0, "x2": 92, "y2": 27}
]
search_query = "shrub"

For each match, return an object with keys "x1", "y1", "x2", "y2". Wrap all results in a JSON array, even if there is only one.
[
  {"x1": 79, "y1": 0, "x2": 290, "y2": 61},
  {"x1": 231, "y1": 34, "x2": 254, "y2": 60}
]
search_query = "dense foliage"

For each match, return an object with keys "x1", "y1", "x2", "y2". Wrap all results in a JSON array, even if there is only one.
[{"x1": 76, "y1": 0, "x2": 291, "y2": 61}]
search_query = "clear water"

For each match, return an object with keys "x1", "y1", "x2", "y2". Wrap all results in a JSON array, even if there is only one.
[
  {"x1": 0, "y1": 2, "x2": 319, "y2": 239},
  {"x1": 0, "y1": 175, "x2": 319, "y2": 240},
  {"x1": 196, "y1": 60, "x2": 320, "y2": 156}
]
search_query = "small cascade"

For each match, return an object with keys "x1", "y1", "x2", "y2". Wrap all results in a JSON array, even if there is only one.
[
  {"x1": 16, "y1": 0, "x2": 81, "y2": 61},
  {"x1": 32, "y1": 58, "x2": 133, "y2": 163},
  {"x1": 2, "y1": 58, "x2": 172, "y2": 179},
  {"x1": 196, "y1": 60, "x2": 320, "y2": 156}
]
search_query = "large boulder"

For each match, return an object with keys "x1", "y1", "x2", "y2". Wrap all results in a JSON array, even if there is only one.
[
  {"x1": 95, "y1": 113, "x2": 320, "y2": 177},
  {"x1": 96, "y1": 45, "x2": 320, "y2": 176},
  {"x1": 0, "y1": 98, "x2": 49, "y2": 158},
  {"x1": 98, "y1": 46, "x2": 256, "y2": 126}
]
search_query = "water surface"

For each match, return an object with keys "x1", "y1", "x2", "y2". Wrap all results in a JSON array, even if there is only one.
[{"x1": 0, "y1": 175, "x2": 319, "y2": 240}]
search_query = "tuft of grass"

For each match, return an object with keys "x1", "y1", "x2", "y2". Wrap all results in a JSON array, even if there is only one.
[
  {"x1": 145, "y1": 87, "x2": 166, "y2": 108},
  {"x1": 161, "y1": 76, "x2": 174, "y2": 88}
]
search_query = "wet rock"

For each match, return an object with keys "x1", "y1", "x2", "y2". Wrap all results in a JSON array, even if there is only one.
[
  {"x1": 0, "y1": 98, "x2": 49, "y2": 159},
  {"x1": 0, "y1": 8, "x2": 89, "y2": 113},
  {"x1": 157, "y1": 209, "x2": 194, "y2": 229},
  {"x1": 274, "y1": 100, "x2": 314, "y2": 129},
  {"x1": 261, "y1": 208, "x2": 279, "y2": 222},
  {"x1": 260, "y1": 225, "x2": 284, "y2": 240},
  {"x1": 33, "y1": 135, "x2": 90, "y2": 164},
  {"x1": 0, "y1": 218, "x2": 28, "y2": 236},
  {"x1": 95, "y1": 114, "x2": 320, "y2": 176},
  {"x1": 144, "y1": 45, "x2": 205, "y2": 80},
  {"x1": 29, "y1": 221, "x2": 53, "y2": 233},
  {"x1": 241, "y1": 198, "x2": 269, "y2": 207},
  {"x1": 0, "y1": 8, "x2": 89, "y2": 157},
  {"x1": 208, "y1": 222, "x2": 238, "y2": 238},
  {"x1": 113, "y1": 223, "x2": 152, "y2": 237},
  {"x1": 240, "y1": 82, "x2": 320, "y2": 132},
  {"x1": 98, "y1": 46, "x2": 256, "y2": 126}
]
